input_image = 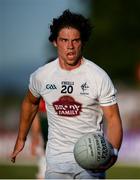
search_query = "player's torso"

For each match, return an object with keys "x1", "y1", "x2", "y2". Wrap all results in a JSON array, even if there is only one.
[
  {"x1": 40, "y1": 62, "x2": 99, "y2": 118},
  {"x1": 37, "y1": 59, "x2": 104, "y2": 164},
  {"x1": 37, "y1": 59, "x2": 104, "y2": 142}
]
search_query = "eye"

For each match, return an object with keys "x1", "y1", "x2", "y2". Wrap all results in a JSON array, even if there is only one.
[
  {"x1": 73, "y1": 39, "x2": 81, "y2": 43},
  {"x1": 61, "y1": 38, "x2": 67, "y2": 42}
]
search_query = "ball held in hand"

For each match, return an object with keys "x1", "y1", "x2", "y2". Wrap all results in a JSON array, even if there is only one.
[{"x1": 73, "y1": 132, "x2": 114, "y2": 170}]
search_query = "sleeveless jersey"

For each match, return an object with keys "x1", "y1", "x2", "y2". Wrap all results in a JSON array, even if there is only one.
[{"x1": 29, "y1": 57, "x2": 117, "y2": 172}]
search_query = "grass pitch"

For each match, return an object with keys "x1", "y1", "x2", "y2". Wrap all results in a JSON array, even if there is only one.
[
  {"x1": 107, "y1": 165, "x2": 140, "y2": 179},
  {"x1": 0, "y1": 164, "x2": 140, "y2": 179},
  {"x1": 0, "y1": 164, "x2": 38, "y2": 179}
]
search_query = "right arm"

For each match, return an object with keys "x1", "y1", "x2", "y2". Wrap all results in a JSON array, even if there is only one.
[{"x1": 11, "y1": 89, "x2": 40, "y2": 163}]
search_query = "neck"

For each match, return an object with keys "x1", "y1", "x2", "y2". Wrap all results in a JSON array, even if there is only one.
[{"x1": 59, "y1": 57, "x2": 83, "y2": 71}]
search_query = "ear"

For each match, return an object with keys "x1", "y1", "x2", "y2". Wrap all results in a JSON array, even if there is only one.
[{"x1": 53, "y1": 41, "x2": 57, "y2": 47}]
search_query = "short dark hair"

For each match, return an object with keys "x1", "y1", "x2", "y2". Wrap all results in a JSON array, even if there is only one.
[{"x1": 49, "y1": 9, "x2": 93, "y2": 44}]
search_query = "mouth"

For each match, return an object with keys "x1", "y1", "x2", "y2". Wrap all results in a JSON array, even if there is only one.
[{"x1": 67, "y1": 52, "x2": 75, "y2": 59}]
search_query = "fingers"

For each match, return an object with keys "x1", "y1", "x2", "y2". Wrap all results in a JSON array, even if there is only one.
[
  {"x1": 10, "y1": 139, "x2": 25, "y2": 163},
  {"x1": 10, "y1": 153, "x2": 16, "y2": 163},
  {"x1": 10, "y1": 146, "x2": 23, "y2": 163},
  {"x1": 10, "y1": 150, "x2": 19, "y2": 163},
  {"x1": 11, "y1": 156, "x2": 16, "y2": 163},
  {"x1": 92, "y1": 155, "x2": 118, "y2": 173}
]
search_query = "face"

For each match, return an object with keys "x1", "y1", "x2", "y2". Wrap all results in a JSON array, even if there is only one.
[{"x1": 53, "y1": 27, "x2": 83, "y2": 70}]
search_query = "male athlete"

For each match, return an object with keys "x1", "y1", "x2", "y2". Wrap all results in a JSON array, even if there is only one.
[{"x1": 11, "y1": 10, "x2": 123, "y2": 179}]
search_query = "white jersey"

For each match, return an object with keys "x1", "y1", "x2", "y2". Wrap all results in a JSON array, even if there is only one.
[{"x1": 29, "y1": 57, "x2": 117, "y2": 173}]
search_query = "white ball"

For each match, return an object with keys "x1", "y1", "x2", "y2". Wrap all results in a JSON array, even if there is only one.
[{"x1": 73, "y1": 132, "x2": 113, "y2": 170}]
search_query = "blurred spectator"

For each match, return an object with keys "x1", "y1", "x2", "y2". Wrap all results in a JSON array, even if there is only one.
[{"x1": 31, "y1": 98, "x2": 47, "y2": 179}]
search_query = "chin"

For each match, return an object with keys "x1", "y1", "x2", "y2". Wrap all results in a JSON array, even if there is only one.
[{"x1": 67, "y1": 61, "x2": 77, "y2": 66}]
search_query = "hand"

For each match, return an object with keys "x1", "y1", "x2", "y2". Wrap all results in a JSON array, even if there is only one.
[
  {"x1": 10, "y1": 139, "x2": 25, "y2": 163},
  {"x1": 92, "y1": 155, "x2": 118, "y2": 173}
]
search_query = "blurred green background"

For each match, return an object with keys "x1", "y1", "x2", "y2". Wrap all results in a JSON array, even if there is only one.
[
  {"x1": 0, "y1": 165, "x2": 140, "y2": 179},
  {"x1": 85, "y1": 0, "x2": 140, "y2": 85}
]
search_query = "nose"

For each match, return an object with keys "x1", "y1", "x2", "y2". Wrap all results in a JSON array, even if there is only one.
[{"x1": 67, "y1": 41, "x2": 74, "y2": 49}]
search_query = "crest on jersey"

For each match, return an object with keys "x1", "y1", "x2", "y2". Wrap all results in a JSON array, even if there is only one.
[
  {"x1": 53, "y1": 96, "x2": 82, "y2": 117},
  {"x1": 80, "y1": 82, "x2": 89, "y2": 95}
]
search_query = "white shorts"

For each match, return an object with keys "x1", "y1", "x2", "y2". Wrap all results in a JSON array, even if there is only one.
[
  {"x1": 36, "y1": 155, "x2": 46, "y2": 179},
  {"x1": 45, "y1": 169, "x2": 105, "y2": 179}
]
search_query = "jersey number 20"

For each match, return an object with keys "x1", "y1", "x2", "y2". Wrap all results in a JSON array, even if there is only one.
[{"x1": 61, "y1": 85, "x2": 73, "y2": 94}]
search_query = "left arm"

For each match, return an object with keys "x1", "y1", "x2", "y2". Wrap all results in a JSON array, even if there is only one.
[
  {"x1": 101, "y1": 103, "x2": 123, "y2": 150},
  {"x1": 95, "y1": 103, "x2": 123, "y2": 172}
]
